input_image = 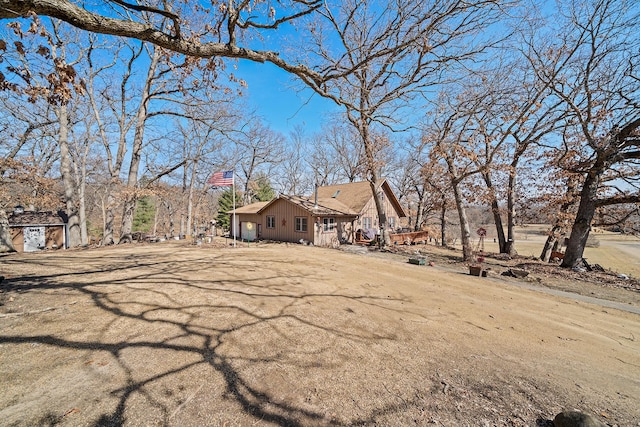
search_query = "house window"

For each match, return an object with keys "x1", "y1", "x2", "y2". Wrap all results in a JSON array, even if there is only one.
[
  {"x1": 266, "y1": 216, "x2": 275, "y2": 229},
  {"x1": 388, "y1": 217, "x2": 396, "y2": 229},
  {"x1": 362, "y1": 217, "x2": 372, "y2": 230},
  {"x1": 323, "y1": 217, "x2": 336, "y2": 232},
  {"x1": 295, "y1": 217, "x2": 308, "y2": 232}
]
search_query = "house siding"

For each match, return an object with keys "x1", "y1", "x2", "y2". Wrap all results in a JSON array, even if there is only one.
[
  {"x1": 230, "y1": 213, "x2": 262, "y2": 240},
  {"x1": 260, "y1": 199, "x2": 314, "y2": 243},
  {"x1": 313, "y1": 218, "x2": 354, "y2": 247},
  {"x1": 355, "y1": 190, "x2": 400, "y2": 233}
]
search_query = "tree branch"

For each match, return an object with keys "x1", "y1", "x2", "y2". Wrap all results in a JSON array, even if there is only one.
[
  {"x1": 0, "y1": 0, "x2": 325, "y2": 86},
  {"x1": 594, "y1": 194, "x2": 640, "y2": 207}
]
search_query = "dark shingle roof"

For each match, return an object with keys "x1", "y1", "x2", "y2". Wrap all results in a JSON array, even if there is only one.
[{"x1": 7, "y1": 211, "x2": 68, "y2": 226}]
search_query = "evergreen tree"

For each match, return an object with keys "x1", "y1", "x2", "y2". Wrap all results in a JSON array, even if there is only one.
[
  {"x1": 216, "y1": 189, "x2": 243, "y2": 230},
  {"x1": 254, "y1": 175, "x2": 276, "y2": 202},
  {"x1": 133, "y1": 196, "x2": 155, "y2": 233}
]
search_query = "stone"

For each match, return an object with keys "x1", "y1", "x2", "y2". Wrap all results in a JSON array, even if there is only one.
[
  {"x1": 510, "y1": 268, "x2": 529, "y2": 278},
  {"x1": 553, "y1": 411, "x2": 606, "y2": 427},
  {"x1": 502, "y1": 268, "x2": 529, "y2": 278}
]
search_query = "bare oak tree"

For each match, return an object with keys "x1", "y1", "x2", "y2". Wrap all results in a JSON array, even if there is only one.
[
  {"x1": 530, "y1": 0, "x2": 640, "y2": 268},
  {"x1": 303, "y1": 0, "x2": 509, "y2": 245}
]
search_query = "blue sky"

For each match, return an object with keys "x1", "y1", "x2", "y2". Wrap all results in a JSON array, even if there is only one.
[{"x1": 233, "y1": 57, "x2": 341, "y2": 137}]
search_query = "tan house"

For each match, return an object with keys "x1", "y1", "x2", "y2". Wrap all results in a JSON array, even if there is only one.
[
  {"x1": 229, "y1": 180, "x2": 406, "y2": 246},
  {"x1": 7, "y1": 209, "x2": 68, "y2": 253}
]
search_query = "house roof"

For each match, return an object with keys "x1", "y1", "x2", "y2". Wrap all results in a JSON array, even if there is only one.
[
  {"x1": 8, "y1": 210, "x2": 68, "y2": 226},
  {"x1": 277, "y1": 195, "x2": 356, "y2": 216},
  {"x1": 230, "y1": 201, "x2": 270, "y2": 214},
  {"x1": 316, "y1": 180, "x2": 407, "y2": 218},
  {"x1": 230, "y1": 180, "x2": 406, "y2": 218},
  {"x1": 316, "y1": 181, "x2": 374, "y2": 213}
]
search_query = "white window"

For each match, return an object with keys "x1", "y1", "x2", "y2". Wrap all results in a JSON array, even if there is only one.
[
  {"x1": 266, "y1": 216, "x2": 275, "y2": 228},
  {"x1": 388, "y1": 217, "x2": 396, "y2": 229},
  {"x1": 362, "y1": 217, "x2": 372, "y2": 230},
  {"x1": 295, "y1": 217, "x2": 308, "y2": 232},
  {"x1": 323, "y1": 217, "x2": 336, "y2": 232}
]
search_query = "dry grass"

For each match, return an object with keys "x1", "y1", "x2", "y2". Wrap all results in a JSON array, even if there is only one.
[{"x1": 1, "y1": 240, "x2": 639, "y2": 426}]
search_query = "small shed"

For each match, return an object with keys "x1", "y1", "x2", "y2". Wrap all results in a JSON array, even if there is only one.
[{"x1": 7, "y1": 209, "x2": 68, "y2": 253}]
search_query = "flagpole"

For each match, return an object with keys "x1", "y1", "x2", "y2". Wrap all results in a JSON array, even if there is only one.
[{"x1": 232, "y1": 171, "x2": 236, "y2": 248}]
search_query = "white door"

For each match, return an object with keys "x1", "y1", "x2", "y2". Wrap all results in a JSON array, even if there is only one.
[
  {"x1": 241, "y1": 222, "x2": 256, "y2": 241},
  {"x1": 24, "y1": 226, "x2": 45, "y2": 252}
]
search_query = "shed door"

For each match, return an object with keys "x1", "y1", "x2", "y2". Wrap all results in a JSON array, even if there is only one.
[
  {"x1": 24, "y1": 226, "x2": 45, "y2": 252},
  {"x1": 241, "y1": 222, "x2": 257, "y2": 241}
]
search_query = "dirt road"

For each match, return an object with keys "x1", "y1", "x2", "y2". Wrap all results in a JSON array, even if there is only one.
[{"x1": 1, "y1": 242, "x2": 639, "y2": 426}]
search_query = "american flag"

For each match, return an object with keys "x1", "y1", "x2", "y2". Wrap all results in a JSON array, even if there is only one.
[{"x1": 208, "y1": 170, "x2": 234, "y2": 187}]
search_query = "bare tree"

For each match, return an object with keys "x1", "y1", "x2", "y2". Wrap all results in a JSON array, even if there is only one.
[
  {"x1": 462, "y1": 62, "x2": 565, "y2": 256},
  {"x1": 86, "y1": 33, "x2": 224, "y2": 242},
  {"x1": 234, "y1": 120, "x2": 285, "y2": 204},
  {"x1": 302, "y1": 0, "x2": 510, "y2": 245},
  {"x1": 426, "y1": 91, "x2": 486, "y2": 261},
  {"x1": 0, "y1": 98, "x2": 57, "y2": 172},
  {"x1": 273, "y1": 125, "x2": 313, "y2": 196},
  {"x1": 530, "y1": 0, "x2": 640, "y2": 268},
  {"x1": 397, "y1": 139, "x2": 451, "y2": 238},
  {"x1": 322, "y1": 122, "x2": 366, "y2": 183},
  {"x1": 172, "y1": 99, "x2": 241, "y2": 237},
  {"x1": 85, "y1": 35, "x2": 137, "y2": 244},
  {"x1": 45, "y1": 21, "x2": 88, "y2": 247}
]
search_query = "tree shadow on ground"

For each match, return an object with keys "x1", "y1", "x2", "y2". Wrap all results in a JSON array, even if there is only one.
[{"x1": 1, "y1": 249, "x2": 417, "y2": 426}]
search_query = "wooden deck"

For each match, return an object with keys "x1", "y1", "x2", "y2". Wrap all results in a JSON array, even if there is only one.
[{"x1": 389, "y1": 230, "x2": 429, "y2": 245}]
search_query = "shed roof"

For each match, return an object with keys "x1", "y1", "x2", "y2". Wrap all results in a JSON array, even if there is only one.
[{"x1": 8, "y1": 210, "x2": 68, "y2": 226}]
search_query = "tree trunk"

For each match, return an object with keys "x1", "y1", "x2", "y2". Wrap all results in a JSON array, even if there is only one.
[
  {"x1": 481, "y1": 171, "x2": 507, "y2": 253},
  {"x1": 452, "y1": 180, "x2": 473, "y2": 261},
  {"x1": 413, "y1": 186, "x2": 426, "y2": 232},
  {"x1": 120, "y1": 47, "x2": 159, "y2": 240},
  {"x1": 78, "y1": 179, "x2": 88, "y2": 245},
  {"x1": 440, "y1": 193, "x2": 447, "y2": 246},
  {"x1": 368, "y1": 179, "x2": 389, "y2": 246},
  {"x1": 103, "y1": 190, "x2": 116, "y2": 245},
  {"x1": 0, "y1": 210, "x2": 16, "y2": 252},
  {"x1": 186, "y1": 159, "x2": 198, "y2": 237},
  {"x1": 504, "y1": 168, "x2": 518, "y2": 256},
  {"x1": 561, "y1": 172, "x2": 600, "y2": 268},
  {"x1": 540, "y1": 225, "x2": 562, "y2": 262},
  {"x1": 77, "y1": 143, "x2": 90, "y2": 246},
  {"x1": 57, "y1": 104, "x2": 82, "y2": 248},
  {"x1": 540, "y1": 179, "x2": 578, "y2": 261},
  {"x1": 168, "y1": 205, "x2": 175, "y2": 237},
  {"x1": 358, "y1": 119, "x2": 389, "y2": 247}
]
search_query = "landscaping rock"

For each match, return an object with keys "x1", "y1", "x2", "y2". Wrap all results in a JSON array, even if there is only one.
[{"x1": 502, "y1": 268, "x2": 529, "y2": 278}]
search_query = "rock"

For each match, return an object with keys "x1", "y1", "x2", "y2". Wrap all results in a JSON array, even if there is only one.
[
  {"x1": 510, "y1": 268, "x2": 529, "y2": 278},
  {"x1": 553, "y1": 411, "x2": 606, "y2": 427},
  {"x1": 502, "y1": 268, "x2": 529, "y2": 278}
]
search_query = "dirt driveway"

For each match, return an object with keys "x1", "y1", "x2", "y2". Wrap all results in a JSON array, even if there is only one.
[{"x1": 1, "y1": 242, "x2": 639, "y2": 426}]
